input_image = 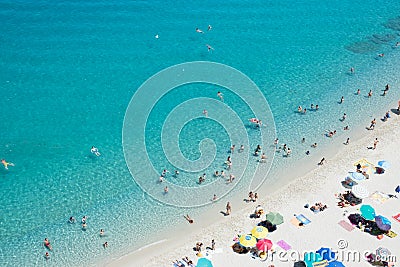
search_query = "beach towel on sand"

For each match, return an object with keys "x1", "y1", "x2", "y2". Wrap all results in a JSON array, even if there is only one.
[
  {"x1": 385, "y1": 230, "x2": 397, "y2": 238},
  {"x1": 277, "y1": 240, "x2": 292, "y2": 251},
  {"x1": 338, "y1": 220, "x2": 355, "y2": 231},
  {"x1": 290, "y1": 217, "x2": 301, "y2": 227},
  {"x1": 393, "y1": 213, "x2": 400, "y2": 223},
  {"x1": 296, "y1": 214, "x2": 311, "y2": 225}
]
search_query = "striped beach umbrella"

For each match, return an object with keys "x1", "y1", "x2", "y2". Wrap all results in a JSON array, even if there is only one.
[{"x1": 351, "y1": 185, "x2": 370, "y2": 199}]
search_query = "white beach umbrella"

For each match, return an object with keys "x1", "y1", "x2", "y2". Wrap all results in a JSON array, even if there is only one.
[{"x1": 351, "y1": 185, "x2": 370, "y2": 199}]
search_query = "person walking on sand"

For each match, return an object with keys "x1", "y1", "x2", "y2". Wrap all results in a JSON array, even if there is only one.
[
  {"x1": 373, "y1": 138, "x2": 379, "y2": 150},
  {"x1": 184, "y1": 214, "x2": 194, "y2": 224},
  {"x1": 226, "y1": 202, "x2": 231, "y2": 215},
  {"x1": 345, "y1": 138, "x2": 350, "y2": 145},
  {"x1": 318, "y1": 157, "x2": 326, "y2": 165}
]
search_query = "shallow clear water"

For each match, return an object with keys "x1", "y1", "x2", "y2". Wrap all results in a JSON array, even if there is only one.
[{"x1": 1, "y1": 0, "x2": 400, "y2": 265}]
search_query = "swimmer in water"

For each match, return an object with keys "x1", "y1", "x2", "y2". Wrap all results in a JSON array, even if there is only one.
[
  {"x1": 1, "y1": 159, "x2": 14, "y2": 170},
  {"x1": 208, "y1": 25, "x2": 212, "y2": 31},
  {"x1": 44, "y1": 238, "x2": 52, "y2": 250},
  {"x1": 206, "y1": 44, "x2": 214, "y2": 51},
  {"x1": 203, "y1": 109, "x2": 208, "y2": 117},
  {"x1": 368, "y1": 90, "x2": 372, "y2": 97},
  {"x1": 298, "y1": 106, "x2": 302, "y2": 112},
  {"x1": 356, "y1": 89, "x2": 360, "y2": 95},
  {"x1": 45, "y1": 252, "x2": 50, "y2": 260},
  {"x1": 90, "y1": 146, "x2": 101, "y2": 156},
  {"x1": 164, "y1": 186, "x2": 169, "y2": 193},
  {"x1": 350, "y1": 67, "x2": 355, "y2": 74},
  {"x1": 217, "y1": 91, "x2": 223, "y2": 101},
  {"x1": 100, "y1": 229, "x2": 104, "y2": 236},
  {"x1": 161, "y1": 169, "x2": 169, "y2": 177},
  {"x1": 195, "y1": 28, "x2": 204, "y2": 33},
  {"x1": 69, "y1": 216, "x2": 76, "y2": 223},
  {"x1": 228, "y1": 174, "x2": 235, "y2": 183},
  {"x1": 239, "y1": 145, "x2": 244, "y2": 152}
]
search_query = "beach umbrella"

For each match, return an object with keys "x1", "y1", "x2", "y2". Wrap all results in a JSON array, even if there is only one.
[
  {"x1": 348, "y1": 213, "x2": 366, "y2": 225},
  {"x1": 239, "y1": 234, "x2": 257, "y2": 247},
  {"x1": 196, "y1": 257, "x2": 213, "y2": 267},
  {"x1": 377, "y1": 160, "x2": 390, "y2": 170},
  {"x1": 251, "y1": 226, "x2": 268, "y2": 239},
  {"x1": 304, "y1": 252, "x2": 322, "y2": 267},
  {"x1": 256, "y1": 238, "x2": 273, "y2": 251},
  {"x1": 349, "y1": 172, "x2": 365, "y2": 181},
  {"x1": 376, "y1": 247, "x2": 391, "y2": 259},
  {"x1": 328, "y1": 260, "x2": 345, "y2": 267},
  {"x1": 351, "y1": 185, "x2": 370, "y2": 199},
  {"x1": 375, "y1": 215, "x2": 391, "y2": 231},
  {"x1": 266, "y1": 212, "x2": 284, "y2": 225},
  {"x1": 294, "y1": 261, "x2": 306, "y2": 267},
  {"x1": 316, "y1": 247, "x2": 336, "y2": 261},
  {"x1": 360, "y1": 204, "x2": 375, "y2": 220},
  {"x1": 354, "y1": 159, "x2": 374, "y2": 174}
]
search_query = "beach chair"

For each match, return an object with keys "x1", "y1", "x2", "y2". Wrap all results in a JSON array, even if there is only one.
[{"x1": 313, "y1": 260, "x2": 328, "y2": 267}]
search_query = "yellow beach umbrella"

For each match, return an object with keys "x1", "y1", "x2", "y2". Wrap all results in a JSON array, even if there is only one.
[
  {"x1": 239, "y1": 234, "x2": 257, "y2": 247},
  {"x1": 354, "y1": 158, "x2": 374, "y2": 174},
  {"x1": 251, "y1": 226, "x2": 268, "y2": 239}
]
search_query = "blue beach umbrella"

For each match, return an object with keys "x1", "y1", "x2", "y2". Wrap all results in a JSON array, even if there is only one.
[
  {"x1": 304, "y1": 252, "x2": 322, "y2": 267},
  {"x1": 196, "y1": 257, "x2": 213, "y2": 267},
  {"x1": 377, "y1": 160, "x2": 390, "y2": 170},
  {"x1": 349, "y1": 172, "x2": 365, "y2": 181},
  {"x1": 360, "y1": 204, "x2": 375, "y2": 220},
  {"x1": 328, "y1": 260, "x2": 346, "y2": 267},
  {"x1": 316, "y1": 247, "x2": 336, "y2": 261}
]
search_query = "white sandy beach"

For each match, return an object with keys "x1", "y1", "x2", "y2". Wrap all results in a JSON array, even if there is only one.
[{"x1": 109, "y1": 104, "x2": 400, "y2": 267}]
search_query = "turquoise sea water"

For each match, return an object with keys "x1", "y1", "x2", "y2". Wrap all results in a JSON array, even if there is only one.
[{"x1": 1, "y1": 0, "x2": 400, "y2": 265}]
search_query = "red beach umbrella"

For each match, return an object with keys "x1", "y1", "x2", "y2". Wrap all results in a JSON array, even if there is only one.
[{"x1": 256, "y1": 238, "x2": 273, "y2": 252}]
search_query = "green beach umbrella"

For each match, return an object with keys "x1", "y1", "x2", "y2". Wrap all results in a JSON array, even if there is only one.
[{"x1": 265, "y1": 212, "x2": 284, "y2": 225}]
